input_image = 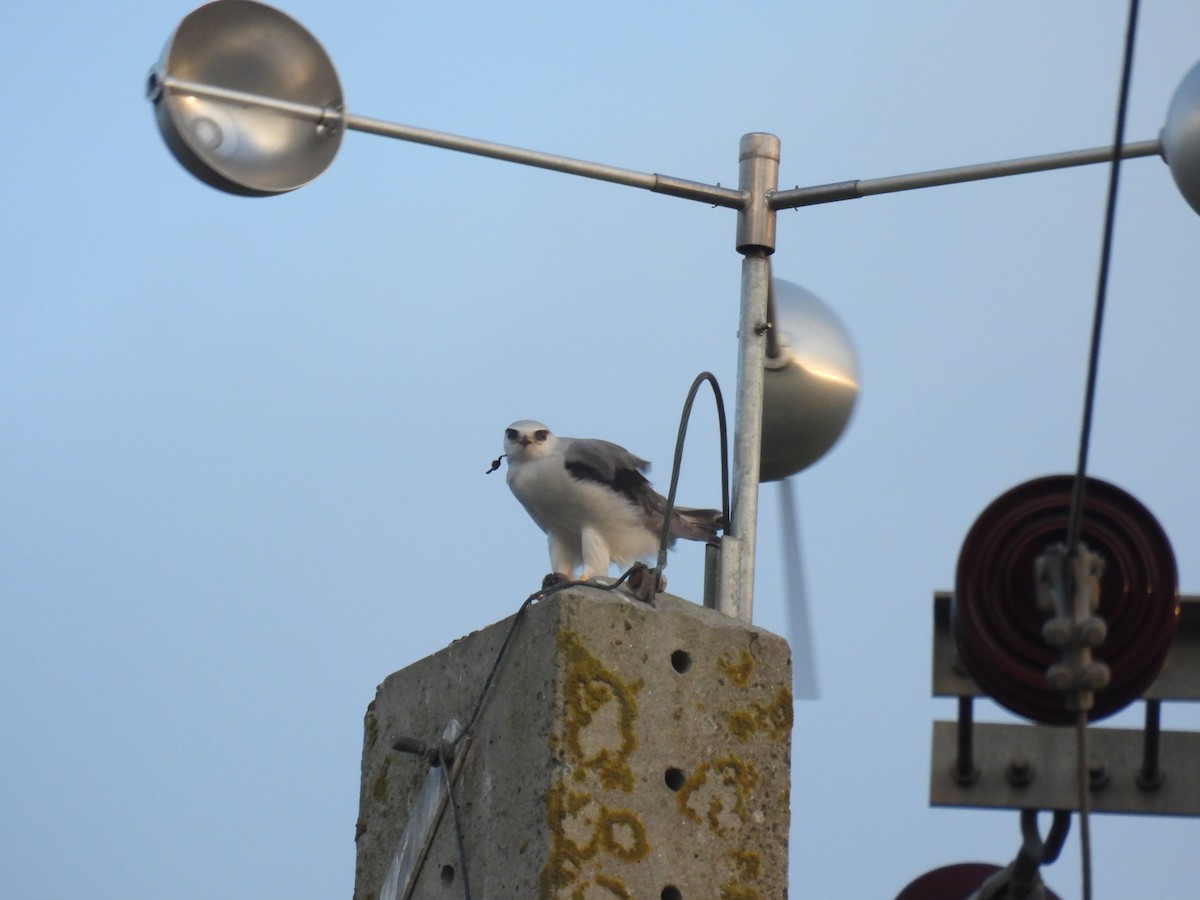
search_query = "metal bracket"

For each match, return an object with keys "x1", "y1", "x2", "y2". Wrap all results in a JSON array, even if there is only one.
[
  {"x1": 931, "y1": 719, "x2": 1200, "y2": 815},
  {"x1": 379, "y1": 720, "x2": 470, "y2": 900},
  {"x1": 931, "y1": 592, "x2": 1200, "y2": 817}
]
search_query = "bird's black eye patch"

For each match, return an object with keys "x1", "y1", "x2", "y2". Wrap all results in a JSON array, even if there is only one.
[
  {"x1": 534, "y1": 430, "x2": 549, "y2": 442},
  {"x1": 505, "y1": 428, "x2": 518, "y2": 441}
]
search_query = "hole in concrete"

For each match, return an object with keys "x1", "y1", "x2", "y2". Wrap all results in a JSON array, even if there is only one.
[
  {"x1": 670, "y1": 650, "x2": 692, "y2": 673},
  {"x1": 440, "y1": 865, "x2": 454, "y2": 885},
  {"x1": 664, "y1": 768, "x2": 685, "y2": 791},
  {"x1": 661, "y1": 886, "x2": 683, "y2": 900}
]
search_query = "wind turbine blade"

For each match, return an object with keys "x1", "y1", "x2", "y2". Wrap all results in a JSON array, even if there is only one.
[{"x1": 779, "y1": 478, "x2": 819, "y2": 699}]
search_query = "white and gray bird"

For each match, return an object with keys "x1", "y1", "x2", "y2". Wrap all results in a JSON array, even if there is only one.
[{"x1": 500, "y1": 420, "x2": 724, "y2": 581}]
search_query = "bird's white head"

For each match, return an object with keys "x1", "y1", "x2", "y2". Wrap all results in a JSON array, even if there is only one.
[{"x1": 504, "y1": 420, "x2": 556, "y2": 463}]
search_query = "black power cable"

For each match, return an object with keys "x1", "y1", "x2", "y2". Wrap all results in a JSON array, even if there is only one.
[
  {"x1": 1066, "y1": 0, "x2": 1141, "y2": 554},
  {"x1": 655, "y1": 372, "x2": 730, "y2": 576},
  {"x1": 1064, "y1": 3, "x2": 1142, "y2": 898},
  {"x1": 436, "y1": 565, "x2": 646, "y2": 900}
]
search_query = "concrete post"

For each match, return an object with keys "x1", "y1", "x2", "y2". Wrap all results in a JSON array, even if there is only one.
[{"x1": 353, "y1": 586, "x2": 792, "y2": 899}]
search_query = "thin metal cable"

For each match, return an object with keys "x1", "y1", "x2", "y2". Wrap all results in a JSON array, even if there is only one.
[
  {"x1": 1064, "y1": 4, "x2": 1141, "y2": 898},
  {"x1": 463, "y1": 593, "x2": 537, "y2": 736},
  {"x1": 1065, "y1": 0, "x2": 1140, "y2": 553},
  {"x1": 439, "y1": 591, "x2": 538, "y2": 900},
  {"x1": 463, "y1": 570, "x2": 638, "y2": 736},
  {"x1": 655, "y1": 372, "x2": 730, "y2": 574},
  {"x1": 1076, "y1": 708, "x2": 1093, "y2": 900}
]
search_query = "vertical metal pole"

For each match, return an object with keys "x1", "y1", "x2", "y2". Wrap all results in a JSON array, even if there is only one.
[
  {"x1": 718, "y1": 133, "x2": 779, "y2": 622},
  {"x1": 953, "y1": 696, "x2": 980, "y2": 785},
  {"x1": 1138, "y1": 699, "x2": 1163, "y2": 790}
]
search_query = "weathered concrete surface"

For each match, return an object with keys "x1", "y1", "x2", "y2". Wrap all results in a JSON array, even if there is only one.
[{"x1": 354, "y1": 585, "x2": 792, "y2": 900}]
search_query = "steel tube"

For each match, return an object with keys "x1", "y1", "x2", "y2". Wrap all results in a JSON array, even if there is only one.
[
  {"x1": 724, "y1": 251, "x2": 772, "y2": 622},
  {"x1": 719, "y1": 133, "x2": 780, "y2": 622},
  {"x1": 345, "y1": 111, "x2": 656, "y2": 186},
  {"x1": 345, "y1": 114, "x2": 746, "y2": 205},
  {"x1": 155, "y1": 77, "x2": 746, "y2": 207},
  {"x1": 155, "y1": 75, "x2": 339, "y2": 122},
  {"x1": 770, "y1": 139, "x2": 1163, "y2": 210}
]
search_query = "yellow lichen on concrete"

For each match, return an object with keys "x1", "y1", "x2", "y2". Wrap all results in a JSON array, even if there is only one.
[
  {"x1": 558, "y1": 629, "x2": 643, "y2": 791},
  {"x1": 364, "y1": 704, "x2": 380, "y2": 752},
  {"x1": 719, "y1": 886, "x2": 762, "y2": 900},
  {"x1": 590, "y1": 874, "x2": 634, "y2": 899},
  {"x1": 726, "y1": 709, "x2": 757, "y2": 740},
  {"x1": 726, "y1": 685, "x2": 794, "y2": 743},
  {"x1": 718, "y1": 848, "x2": 763, "y2": 899},
  {"x1": 371, "y1": 755, "x2": 390, "y2": 803},
  {"x1": 730, "y1": 849, "x2": 761, "y2": 880},
  {"x1": 676, "y1": 755, "x2": 761, "y2": 837},
  {"x1": 754, "y1": 686, "x2": 794, "y2": 740},
  {"x1": 542, "y1": 782, "x2": 599, "y2": 892},
  {"x1": 542, "y1": 628, "x2": 650, "y2": 899},
  {"x1": 598, "y1": 808, "x2": 649, "y2": 861},
  {"x1": 541, "y1": 784, "x2": 650, "y2": 898},
  {"x1": 717, "y1": 647, "x2": 756, "y2": 687}
]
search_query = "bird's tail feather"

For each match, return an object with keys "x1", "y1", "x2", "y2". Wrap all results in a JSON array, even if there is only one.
[{"x1": 670, "y1": 506, "x2": 725, "y2": 544}]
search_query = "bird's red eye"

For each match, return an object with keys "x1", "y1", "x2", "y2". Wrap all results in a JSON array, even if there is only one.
[
  {"x1": 505, "y1": 429, "x2": 518, "y2": 441},
  {"x1": 534, "y1": 430, "x2": 549, "y2": 441}
]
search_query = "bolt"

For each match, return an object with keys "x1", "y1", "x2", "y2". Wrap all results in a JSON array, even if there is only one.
[
  {"x1": 1137, "y1": 768, "x2": 1165, "y2": 792},
  {"x1": 952, "y1": 759, "x2": 980, "y2": 787},
  {"x1": 1006, "y1": 755, "x2": 1034, "y2": 788},
  {"x1": 1088, "y1": 755, "x2": 1110, "y2": 790}
]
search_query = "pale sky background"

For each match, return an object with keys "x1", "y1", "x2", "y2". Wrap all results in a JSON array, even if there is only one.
[{"x1": 3, "y1": 1, "x2": 1200, "y2": 897}]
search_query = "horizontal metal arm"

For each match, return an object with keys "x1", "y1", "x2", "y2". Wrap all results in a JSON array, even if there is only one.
[
  {"x1": 770, "y1": 139, "x2": 1163, "y2": 209},
  {"x1": 343, "y1": 113, "x2": 746, "y2": 207},
  {"x1": 154, "y1": 75, "x2": 745, "y2": 208},
  {"x1": 156, "y1": 76, "x2": 1164, "y2": 213},
  {"x1": 151, "y1": 75, "x2": 338, "y2": 121}
]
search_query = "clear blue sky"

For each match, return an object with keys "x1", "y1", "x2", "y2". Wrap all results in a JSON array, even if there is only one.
[{"x1": 3, "y1": 1, "x2": 1200, "y2": 897}]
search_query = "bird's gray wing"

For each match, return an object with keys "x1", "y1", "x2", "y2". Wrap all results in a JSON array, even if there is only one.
[{"x1": 561, "y1": 438, "x2": 662, "y2": 514}]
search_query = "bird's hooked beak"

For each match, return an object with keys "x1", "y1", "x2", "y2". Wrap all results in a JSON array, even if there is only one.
[{"x1": 518, "y1": 435, "x2": 531, "y2": 447}]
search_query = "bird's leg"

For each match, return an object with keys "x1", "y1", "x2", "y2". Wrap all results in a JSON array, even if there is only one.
[
  {"x1": 579, "y1": 527, "x2": 612, "y2": 581},
  {"x1": 548, "y1": 534, "x2": 577, "y2": 583}
]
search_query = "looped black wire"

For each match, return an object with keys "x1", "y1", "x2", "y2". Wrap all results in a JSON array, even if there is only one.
[
  {"x1": 975, "y1": 810, "x2": 1071, "y2": 899},
  {"x1": 654, "y1": 372, "x2": 730, "y2": 576}
]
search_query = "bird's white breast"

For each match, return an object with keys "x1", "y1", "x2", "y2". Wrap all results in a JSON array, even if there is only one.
[{"x1": 507, "y1": 455, "x2": 648, "y2": 542}]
